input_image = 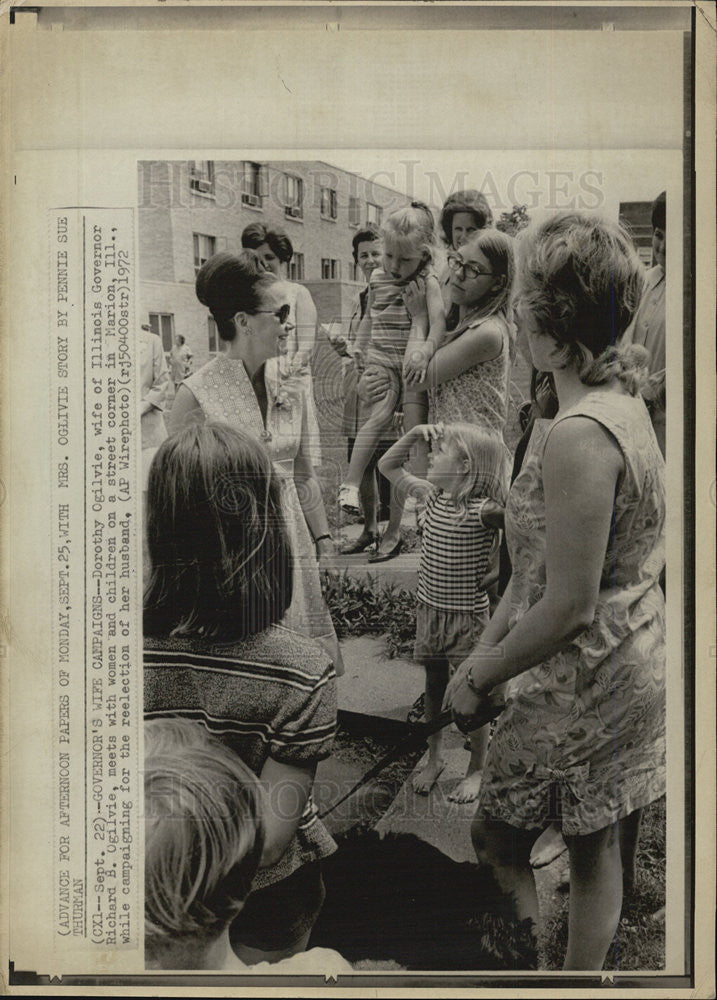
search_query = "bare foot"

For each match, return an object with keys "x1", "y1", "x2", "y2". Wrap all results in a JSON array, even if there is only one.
[
  {"x1": 447, "y1": 770, "x2": 483, "y2": 803},
  {"x1": 530, "y1": 824, "x2": 567, "y2": 868},
  {"x1": 411, "y1": 758, "x2": 446, "y2": 795}
]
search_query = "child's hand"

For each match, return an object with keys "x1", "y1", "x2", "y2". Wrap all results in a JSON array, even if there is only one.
[
  {"x1": 324, "y1": 322, "x2": 350, "y2": 357},
  {"x1": 411, "y1": 422, "x2": 444, "y2": 443},
  {"x1": 351, "y1": 346, "x2": 366, "y2": 373},
  {"x1": 403, "y1": 345, "x2": 432, "y2": 385},
  {"x1": 402, "y1": 276, "x2": 427, "y2": 319}
]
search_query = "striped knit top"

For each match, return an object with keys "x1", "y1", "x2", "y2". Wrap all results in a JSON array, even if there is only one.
[
  {"x1": 417, "y1": 490, "x2": 495, "y2": 614},
  {"x1": 144, "y1": 624, "x2": 337, "y2": 890},
  {"x1": 367, "y1": 266, "x2": 431, "y2": 371}
]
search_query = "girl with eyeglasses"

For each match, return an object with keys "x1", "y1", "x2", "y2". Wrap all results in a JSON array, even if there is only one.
[
  {"x1": 169, "y1": 250, "x2": 343, "y2": 675},
  {"x1": 362, "y1": 228, "x2": 515, "y2": 468}
]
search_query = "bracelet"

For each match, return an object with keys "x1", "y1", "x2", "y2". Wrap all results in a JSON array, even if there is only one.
[
  {"x1": 314, "y1": 533, "x2": 332, "y2": 545},
  {"x1": 465, "y1": 666, "x2": 486, "y2": 698}
]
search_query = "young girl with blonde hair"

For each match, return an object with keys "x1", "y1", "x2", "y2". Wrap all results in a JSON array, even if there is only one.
[
  {"x1": 379, "y1": 421, "x2": 505, "y2": 801},
  {"x1": 338, "y1": 202, "x2": 446, "y2": 558}
]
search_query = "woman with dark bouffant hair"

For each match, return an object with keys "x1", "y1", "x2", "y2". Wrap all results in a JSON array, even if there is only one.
[
  {"x1": 144, "y1": 423, "x2": 339, "y2": 966},
  {"x1": 169, "y1": 250, "x2": 342, "y2": 674},
  {"x1": 446, "y1": 212, "x2": 666, "y2": 970},
  {"x1": 438, "y1": 189, "x2": 494, "y2": 315},
  {"x1": 240, "y1": 223, "x2": 322, "y2": 465}
]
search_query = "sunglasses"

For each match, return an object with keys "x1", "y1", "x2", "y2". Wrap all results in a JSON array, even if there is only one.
[
  {"x1": 447, "y1": 254, "x2": 494, "y2": 280},
  {"x1": 255, "y1": 304, "x2": 291, "y2": 324}
]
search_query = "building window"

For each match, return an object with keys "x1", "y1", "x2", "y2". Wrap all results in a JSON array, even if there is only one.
[
  {"x1": 321, "y1": 258, "x2": 341, "y2": 280},
  {"x1": 241, "y1": 161, "x2": 264, "y2": 208},
  {"x1": 289, "y1": 253, "x2": 305, "y2": 281},
  {"x1": 366, "y1": 202, "x2": 382, "y2": 226},
  {"x1": 283, "y1": 175, "x2": 304, "y2": 220},
  {"x1": 189, "y1": 160, "x2": 215, "y2": 195},
  {"x1": 351, "y1": 261, "x2": 361, "y2": 282},
  {"x1": 148, "y1": 312, "x2": 174, "y2": 353},
  {"x1": 349, "y1": 196, "x2": 361, "y2": 227},
  {"x1": 193, "y1": 233, "x2": 216, "y2": 272},
  {"x1": 320, "y1": 186, "x2": 338, "y2": 220}
]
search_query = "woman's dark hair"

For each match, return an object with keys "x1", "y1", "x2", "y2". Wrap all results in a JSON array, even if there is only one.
[
  {"x1": 351, "y1": 223, "x2": 381, "y2": 262},
  {"x1": 651, "y1": 191, "x2": 666, "y2": 231},
  {"x1": 195, "y1": 250, "x2": 277, "y2": 341},
  {"x1": 439, "y1": 190, "x2": 493, "y2": 245},
  {"x1": 241, "y1": 222, "x2": 294, "y2": 264},
  {"x1": 144, "y1": 423, "x2": 293, "y2": 639}
]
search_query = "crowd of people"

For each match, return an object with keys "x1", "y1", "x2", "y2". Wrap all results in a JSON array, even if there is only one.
[{"x1": 141, "y1": 188, "x2": 668, "y2": 973}]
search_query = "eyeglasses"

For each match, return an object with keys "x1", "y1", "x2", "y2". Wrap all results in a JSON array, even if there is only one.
[
  {"x1": 255, "y1": 304, "x2": 291, "y2": 324},
  {"x1": 447, "y1": 254, "x2": 494, "y2": 280}
]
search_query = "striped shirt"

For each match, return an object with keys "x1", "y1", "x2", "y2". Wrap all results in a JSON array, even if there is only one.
[
  {"x1": 417, "y1": 490, "x2": 495, "y2": 614},
  {"x1": 144, "y1": 624, "x2": 337, "y2": 889}
]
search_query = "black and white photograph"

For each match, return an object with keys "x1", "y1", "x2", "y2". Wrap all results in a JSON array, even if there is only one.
[{"x1": 2, "y1": 2, "x2": 714, "y2": 996}]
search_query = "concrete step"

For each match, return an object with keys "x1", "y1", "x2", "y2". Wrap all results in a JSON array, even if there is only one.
[
  {"x1": 337, "y1": 636, "x2": 423, "y2": 727},
  {"x1": 374, "y1": 735, "x2": 478, "y2": 864},
  {"x1": 326, "y1": 518, "x2": 420, "y2": 590}
]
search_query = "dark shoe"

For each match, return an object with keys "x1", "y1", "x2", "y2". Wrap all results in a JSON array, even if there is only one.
[
  {"x1": 340, "y1": 532, "x2": 379, "y2": 555},
  {"x1": 368, "y1": 538, "x2": 404, "y2": 563}
]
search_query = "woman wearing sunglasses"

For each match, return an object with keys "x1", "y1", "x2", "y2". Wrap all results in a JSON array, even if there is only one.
[{"x1": 169, "y1": 250, "x2": 342, "y2": 674}]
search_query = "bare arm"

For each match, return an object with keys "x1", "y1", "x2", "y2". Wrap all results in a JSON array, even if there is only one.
[
  {"x1": 294, "y1": 446, "x2": 334, "y2": 560},
  {"x1": 403, "y1": 275, "x2": 446, "y2": 384},
  {"x1": 257, "y1": 758, "x2": 315, "y2": 868},
  {"x1": 167, "y1": 383, "x2": 204, "y2": 434},
  {"x1": 411, "y1": 317, "x2": 504, "y2": 392},
  {"x1": 446, "y1": 416, "x2": 623, "y2": 710},
  {"x1": 377, "y1": 424, "x2": 438, "y2": 504}
]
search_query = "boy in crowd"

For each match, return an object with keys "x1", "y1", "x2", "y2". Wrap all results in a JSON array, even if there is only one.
[{"x1": 144, "y1": 718, "x2": 352, "y2": 974}]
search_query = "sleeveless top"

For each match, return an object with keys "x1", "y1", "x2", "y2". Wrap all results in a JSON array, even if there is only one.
[{"x1": 432, "y1": 313, "x2": 512, "y2": 436}]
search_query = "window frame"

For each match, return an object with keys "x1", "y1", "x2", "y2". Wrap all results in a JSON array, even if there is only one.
[
  {"x1": 193, "y1": 232, "x2": 217, "y2": 273},
  {"x1": 320, "y1": 186, "x2": 338, "y2": 221},
  {"x1": 189, "y1": 160, "x2": 215, "y2": 197},
  {"x1": 148, "y1": 312, "x2": 175, "y2": 353}
]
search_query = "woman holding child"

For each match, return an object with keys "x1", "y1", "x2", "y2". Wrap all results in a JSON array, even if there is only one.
[{"x1": 446, "y1": 212, "x2": 666, "y2": 970}]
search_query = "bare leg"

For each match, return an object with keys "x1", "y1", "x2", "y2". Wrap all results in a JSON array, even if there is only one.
[
  {"x1": 472, "y1": 815, "x2": 540, "y2": 929},
  {"x1": 343, "y1": 386, "x2": 399, "y2": 491},
  {"x1": 403, "y1": 390, "x2": 429, "y2": 479},
  {"x1": 563, "y1": 823, "x2": 622, "y2": 970},
  {"x1": 358, "y1": 464, "x2": 379, "y2": 535},
  {"x1": 375, "y1": 480, "x2": 405, "y2": 553},
  {"x1": 412, "y1": 664, "x2": 449, "y2": 795},
  {"x1": 448, "y1": 727, "x2": 488, "y2": 803},
  {"x1": 618, "y1": 808, "x2": 643, "y2": 895}
]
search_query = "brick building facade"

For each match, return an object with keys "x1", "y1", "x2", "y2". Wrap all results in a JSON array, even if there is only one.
[{"x1": 138, "y1": 159, "x2": 412, "y2": 368}]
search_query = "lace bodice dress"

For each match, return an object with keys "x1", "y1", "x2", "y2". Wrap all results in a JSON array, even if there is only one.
[{"x1": 183, "y1": 354, "x2": 339, "y2": 660}]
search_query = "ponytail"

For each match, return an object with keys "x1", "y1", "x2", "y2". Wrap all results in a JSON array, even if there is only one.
[{"x1": 578, "y1": 343, "x2": 650, "y2": 396}]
